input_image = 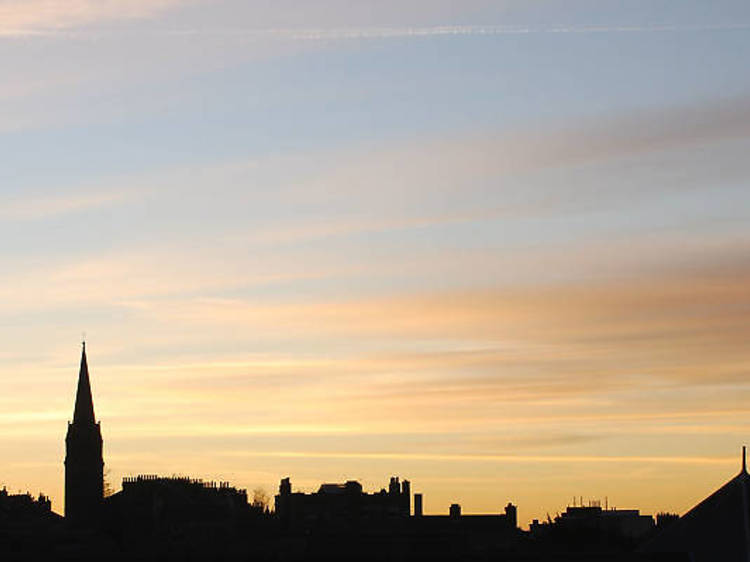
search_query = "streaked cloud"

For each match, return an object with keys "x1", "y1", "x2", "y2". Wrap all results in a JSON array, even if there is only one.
[
  {"x1": 9, "y1": 22, "x2": 750, "y2": 40},
  {"x1": 253, "y1": 23, "x2": 750, "y2": 42},
  {"x1": 0, "y1": 0, "x2": 185, "y2": 35},
  {"x1": 0, "y1": 188, "x2": 135, "y2": 221},
  {"x1": 219, "y1": 450, "x2": 738, "y2": 466}
]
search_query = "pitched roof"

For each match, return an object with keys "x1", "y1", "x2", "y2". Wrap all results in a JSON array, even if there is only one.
[
  {"x1": 73, "y1": 343, "x2": 97, "y2": 425},
  {"x1": 641, "y1": 449, "x2": 750, "y2": 562}
]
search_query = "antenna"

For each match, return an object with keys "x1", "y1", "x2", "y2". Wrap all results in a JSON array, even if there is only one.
[{"x1": 743, "y1": 446, "x2": 747, "y2": 474}]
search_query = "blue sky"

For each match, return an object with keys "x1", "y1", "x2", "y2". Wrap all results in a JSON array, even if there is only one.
[{"x1": 2, "y1": 0, "x2": 750, "y2": 524}]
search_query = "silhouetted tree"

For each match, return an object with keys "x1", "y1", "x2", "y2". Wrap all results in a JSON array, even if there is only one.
[
  {"x1": 252, "y1": 487, "x2": 270, "y2": 511},
  {"x1": 103, "y1": 468, "x2": 115, "y2": 498}
]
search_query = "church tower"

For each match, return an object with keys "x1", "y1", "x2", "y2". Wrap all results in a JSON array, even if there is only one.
[{"x1": 64, "y1": 342, "x2": 104, "y2": 525}]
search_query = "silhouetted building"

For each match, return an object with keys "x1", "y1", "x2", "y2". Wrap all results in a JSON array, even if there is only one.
[
  {"x1": 407, "y1": 501, "x2": 519, "y2": 561},
  {"x1": 0, "y1": 487, "x2": 64, "y2": 559},
  {"x1": 64, "y1": 343, "x2": 104, "y2": 527},
  {"x1": 418, "y1": 501, "x2": 518, "y2": 531},
  {"x1": 275, "y1": 476, "x2": 411, "y2": 533},
  {"x1": 103, "y1": 475, "x2": 256, "y2": 551},
  {"x1": 274, "y1": 476, "x2": 519, "y2": 560},
  {"x1": 641, "y1": 447, "x2": 750, "y2": 561},
  {"x1": 530, "y1": 503, "x2": 654, "y2": 540},
  {"x1": 0, "y1": 488, "x2": 55, "y2": 522}
]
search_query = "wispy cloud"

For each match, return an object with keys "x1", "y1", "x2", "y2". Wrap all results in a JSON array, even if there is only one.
[
  {"x1": 22, "y1": 249, "x2": 741, "y2": 433},
  {"x1": 6, "y1": 22, "x2": 750, "y2": 39},
  {"x1": 0, "y1": 94, "x2": 747, "y2": 332},
  {"x1": 0, "y1": 0, "x2": 185, "y2": 35},
  {"x1": 0, "y1": 188, "x2": 135, "y2": 221},
  {"x1": 221, "y1": 450, "x2": 738, "y2": 466},
  {"x1": 218, "y1": 23, "x2": 750, "y2": 41}
]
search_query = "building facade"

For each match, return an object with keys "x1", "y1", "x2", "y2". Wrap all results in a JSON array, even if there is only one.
[{"x1": 275, "y1": 476, "x2": 411, "y2": 532}]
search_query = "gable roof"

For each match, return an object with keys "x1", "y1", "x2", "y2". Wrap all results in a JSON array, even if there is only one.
[{"x1": 641, "y1": 450, "x2": 750, "y2": 562}]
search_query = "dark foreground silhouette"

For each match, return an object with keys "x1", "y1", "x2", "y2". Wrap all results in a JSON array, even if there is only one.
[{"x1": 0, "y1": 474, "x2": 690, "y2": 561}]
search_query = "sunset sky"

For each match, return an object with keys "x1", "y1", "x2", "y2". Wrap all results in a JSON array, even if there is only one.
[{"x1": 2, "y1": 0, "x2": 750, "y2": 526}]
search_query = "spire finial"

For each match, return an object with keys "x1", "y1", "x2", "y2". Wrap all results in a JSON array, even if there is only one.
[{"x1": 743, "y1": 446, "x2": 747, "y2": 474}]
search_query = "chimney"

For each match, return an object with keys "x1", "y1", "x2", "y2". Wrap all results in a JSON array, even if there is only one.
[{"x1": 414, "y1": 493, "x2": 423, "y2": 517}]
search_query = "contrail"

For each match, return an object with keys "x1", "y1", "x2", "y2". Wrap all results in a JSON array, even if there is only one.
[
  {"x1": 254, "y1": 23, "x2": 750, "y2": 41},
  {"x1": 3, "y1": 22, "x2": 750, "y2": 39}
]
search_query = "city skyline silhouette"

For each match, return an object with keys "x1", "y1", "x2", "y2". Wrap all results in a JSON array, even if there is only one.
[
  {"x1": 4, "y1": 342, "x2": 747, "y2": 527},
  {"x1": 2, "y1": 343, "x2": 747, "y2": 560},
  {"x1": 5, "y1": 334, "x2": 747, "y2": 529}
]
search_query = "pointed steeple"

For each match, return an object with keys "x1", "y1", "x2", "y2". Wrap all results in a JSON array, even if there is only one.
[
  {"x1": 73, "y1": 342, "x2": 96, "y2": 425},
  {"x1": 65, "y1": 341, "x2": 104, "y2": 525}
]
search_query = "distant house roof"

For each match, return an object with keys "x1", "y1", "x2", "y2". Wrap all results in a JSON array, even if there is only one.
[
  {"x1": 318, "y1": 484, "x2": 347, "y2": 494},
  {"x1": 317, "y1": 481, "x2": 363, "y2": 495},
  {"x1": 641, "y1": 448, "x2": 750, "y2": 562}
]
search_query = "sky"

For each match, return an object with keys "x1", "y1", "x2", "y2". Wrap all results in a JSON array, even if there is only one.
[{"x1": 1, "y1": 0, "x2": 750, "y2": 526}]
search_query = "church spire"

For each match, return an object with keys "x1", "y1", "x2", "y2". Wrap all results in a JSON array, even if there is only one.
[
  {"x1": 73, "y1": 341, "x2": 96, "y2": 425},
  {"x1": 65, "y1": 341, "x2": 104, "y2": 525}
]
